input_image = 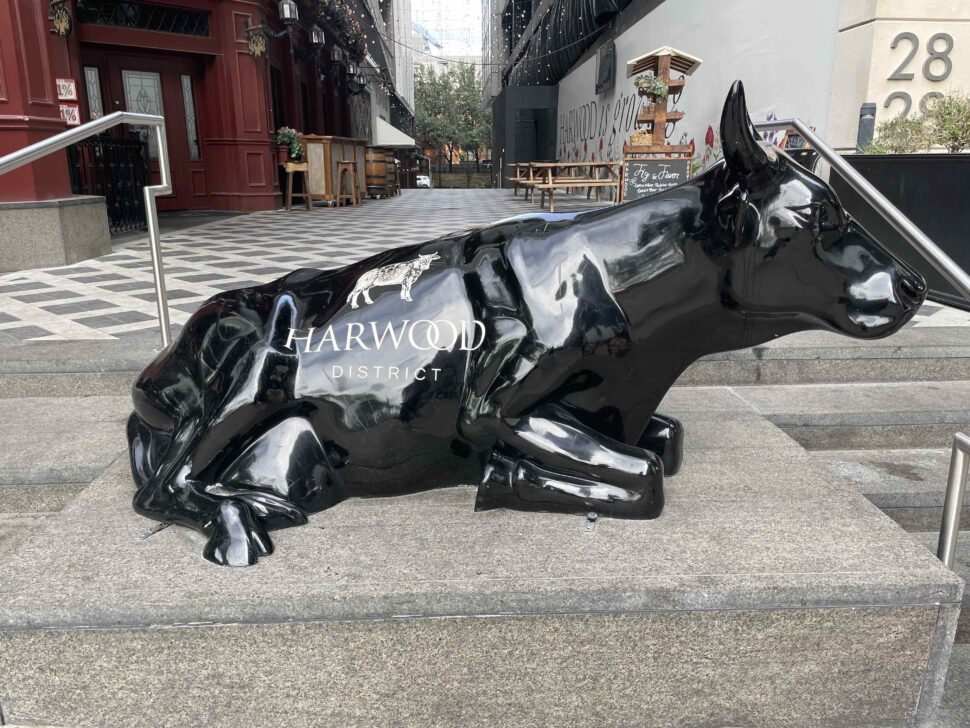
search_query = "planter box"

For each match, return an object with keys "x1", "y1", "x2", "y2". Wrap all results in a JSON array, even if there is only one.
[{"x1": 831, "y1": 153, "x2": 970, "y2": 309}]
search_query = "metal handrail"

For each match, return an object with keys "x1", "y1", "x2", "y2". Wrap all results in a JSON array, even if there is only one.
[
  {"x1": 754, "y1": 119, "x2": 970, "y2": 301},
  {"x1": 755, "y1": 119, "x2": 970, "y2": 570},
  {"x1": 938, "y1": 434, "x2": 970, "y2": 570},
  {"x1": 0, "y1": 111, "x2": 172, "y2": 347}
]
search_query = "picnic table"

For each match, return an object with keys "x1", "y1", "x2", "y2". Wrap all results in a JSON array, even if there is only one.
[{"x1": 506, "y1": 161, "x2": 622, "y2": 212}]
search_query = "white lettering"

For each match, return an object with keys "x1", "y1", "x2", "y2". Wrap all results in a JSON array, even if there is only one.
[
  {"x1": 285, "y1": 327, "x2": 315, "y2": 352},
  {"x1": 344, "y1": 322, "x2": 370, "y2": 350},
  {"x1": 370, "y1": 320, "x2": 410, "y2": 349}
]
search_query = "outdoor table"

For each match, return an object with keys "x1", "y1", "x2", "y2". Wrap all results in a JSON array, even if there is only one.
[
  {"x1": 527, "y1": 161, "x2": 622, "y2": 211},
  {"x1": 505, "y1": 162, "x2": 532, "y2": 197}
]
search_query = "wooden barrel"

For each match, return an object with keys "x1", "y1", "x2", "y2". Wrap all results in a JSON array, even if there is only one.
[
  {"x1": 384, "y1": 152, "x2": 397, "y2": 194},
  {"x1": 365, "y1": 150, "x2": 388, "y2": 193}
]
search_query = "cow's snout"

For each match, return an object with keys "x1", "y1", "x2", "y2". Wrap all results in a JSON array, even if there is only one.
[{"x1": 896, "y1": 270, "x2": 927, "y2": 309}]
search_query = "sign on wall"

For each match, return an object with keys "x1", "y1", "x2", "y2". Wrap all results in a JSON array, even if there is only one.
[
  {"x1": 55, "y1": 78, "x2": 77, "y2": 101},
  {"x1": 621, "y1": 158, "x2": 691, "y2": 201},
  {"x1": 59, "y1": 103, "x2": 80, "y2": 127}
]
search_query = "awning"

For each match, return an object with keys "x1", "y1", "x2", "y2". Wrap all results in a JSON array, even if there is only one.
[{"x1": 372, "y1": 117, "x2": 417, "y2": 148}]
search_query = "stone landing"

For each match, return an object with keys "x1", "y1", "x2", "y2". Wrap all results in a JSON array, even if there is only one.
[{"x1": 0, "y1": 389, "x2": 962, "y2": 727}]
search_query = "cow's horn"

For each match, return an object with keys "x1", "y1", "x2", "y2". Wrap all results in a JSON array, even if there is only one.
[{"x1": 720, "y1": 81, "x2": 773, "y2": 177}]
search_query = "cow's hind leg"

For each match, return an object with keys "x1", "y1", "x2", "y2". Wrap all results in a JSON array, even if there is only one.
[
  {"x1": 128, "y1": 412, "x2": 341, "y2": 566},
  {"x1": 474, "y1": 405, "x2": 663, "y2": 519},
  {"x1": 638, "y1": 413, "x2": 684, "y2": 476}
]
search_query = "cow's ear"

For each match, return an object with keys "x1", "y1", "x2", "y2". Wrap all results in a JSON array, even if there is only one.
[{"x1": 720, "y1": 81, "x2": 775, "y2": 177}]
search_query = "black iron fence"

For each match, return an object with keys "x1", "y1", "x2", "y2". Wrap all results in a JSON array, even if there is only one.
[{"x1": 67, "y1": 135, "x2": 150, "y2": 234}]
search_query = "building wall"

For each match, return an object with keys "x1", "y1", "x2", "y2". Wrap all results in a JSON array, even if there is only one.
[
  {"x1": 481, "y1": 0, "x2": 504, "y2": 108},
  {"x1": 828, "y1": 0, "x2": 970, "y2": 150},
  {"x1": 554, "y1": 0, "x2": 970, "y2": 163},
  {"x1": 555, "y1": 0, "x2": 842, "y2": 166},
  {"x1": 393, "y1": 0, "x2": 415, "y2": 110}
]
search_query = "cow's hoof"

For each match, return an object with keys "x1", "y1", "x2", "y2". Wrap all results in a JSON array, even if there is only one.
[
  {"x1": 203, "y1": 500, "x2": 273, "y2": 567},
  {"x1": 230, "y1": 490, "x2": 308, "y2": 530}
]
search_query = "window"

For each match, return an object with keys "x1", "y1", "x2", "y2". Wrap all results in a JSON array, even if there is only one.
[
  {"x1": 84, "y1": 67, "x2": 104, "y2": 119},
  {"x1": 77, "y1": 1, "x2": 210, "y2": 37},
  {"x1": 122, "y1": 69, "x2": 164, "y2": 156},
  {"x1": 181, "y1": 75, "x2": 200, "y2": 160}
]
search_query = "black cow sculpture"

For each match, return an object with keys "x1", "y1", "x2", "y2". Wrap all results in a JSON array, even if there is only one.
[{"x1": 128, "y1": 82, "x2": 926, "y2": 566}]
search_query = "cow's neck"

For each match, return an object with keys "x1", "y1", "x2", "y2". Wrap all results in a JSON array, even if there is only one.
[{"x1": 572, "y1": 167, "x2": 759, "y2": 415}]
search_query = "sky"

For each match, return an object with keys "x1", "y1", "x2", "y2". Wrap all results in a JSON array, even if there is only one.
[{"x1": 410, "y1": 0, "x2": 483, "y2": 58}]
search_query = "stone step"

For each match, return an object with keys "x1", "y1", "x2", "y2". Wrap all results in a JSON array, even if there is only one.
[
  {"x1": 913, "y1": 531, "x2": 970, "y2": 645},
  {"x1": 812, "y1": 448, "x2": 962, "y2": 531},
  {"x1": 0, "y1": 395, "x2": 130, "y2": 485},
  {"x1": 733, "y1": 381, "x2": 970, "y2": 450},
  {"x1": 931, "y1": 643, "x2": 970, "y2": 727},
  {"x1": 0, "y1": 390, "x2": 960, "y2": 728},
  {"x1": 681, "y1": 325, "x2": 970, "y2": 386}
]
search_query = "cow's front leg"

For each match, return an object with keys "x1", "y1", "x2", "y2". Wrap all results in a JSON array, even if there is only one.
[
  {"x1": 475, "y1": 405, "x2": 663, "y2": 519},
  {"x1": 637, "y1": 413, "x2": 684, "y2": 476}
]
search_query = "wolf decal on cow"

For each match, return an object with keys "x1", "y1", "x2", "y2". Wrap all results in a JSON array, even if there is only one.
[{"x1": 127, "y1": 82, "x2": 926, "y2": 566}]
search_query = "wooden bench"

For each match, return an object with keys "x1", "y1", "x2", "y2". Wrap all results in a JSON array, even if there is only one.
[
  {"x1": 534, "y1": 178, "x2": 619, "y2": 212},
  {"x1": 504, "y1": 163, "x2": 532, "y2": 197}
]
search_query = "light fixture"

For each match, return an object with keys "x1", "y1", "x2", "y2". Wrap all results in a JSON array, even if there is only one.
[
  {"x1": 278, "y1": 0, "x2": 298, "y2": 25},
  {"x1": 331, "y1": 46, "x2": 343, "y2": 63},
  {"x1": 347, "y1": 62, "x2": 358, "y2": 77},
  {"x1": 50, "y1": 0, "x2": 72, "y2": 37},
  {"x1": 310, "y1": 24, "x2": 325, "y2": 47}
]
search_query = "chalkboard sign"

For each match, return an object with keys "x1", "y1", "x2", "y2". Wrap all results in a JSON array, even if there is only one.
[{"x1": 622, "y1": 158, "x2": 692, "y2": 201}]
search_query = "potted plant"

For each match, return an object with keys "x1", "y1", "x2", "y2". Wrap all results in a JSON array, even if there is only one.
[
  {"x1": 862, "y1": 114, "x2": 928, "y2": 154},
  {"x1": 634, "y1": 71, "x2": 668, "y2": 101},
  {"x1": 924, "y1": 91, "x2": 970, "y2": 153},
  {"x1": 274, "y1": 127, "x2": 303, "y2": 164}
]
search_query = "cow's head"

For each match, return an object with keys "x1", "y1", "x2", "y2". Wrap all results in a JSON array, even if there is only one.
[
  {"x1": 417, "y1": 252, "x2": 440, "y2": 270},
  {"x1": 714, "y1": 81, "x2": 926, "y2": 340}
]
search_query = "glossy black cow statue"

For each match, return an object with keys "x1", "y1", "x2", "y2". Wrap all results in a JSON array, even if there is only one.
[{"x1": 128, "y1": 82, "x2": 927, "y2": 566}]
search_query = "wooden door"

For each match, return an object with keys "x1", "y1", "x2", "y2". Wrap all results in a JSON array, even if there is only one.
[{"x1": 82, "y1": 50, "x2": 205, "y2": 211}]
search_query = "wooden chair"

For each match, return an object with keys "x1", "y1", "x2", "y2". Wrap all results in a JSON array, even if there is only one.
[
  {"x1": 284, "y1": 161, "x2": 311, "y2": 211},
  {"x1": 336, "y1": 160, "x2": 361, "y2": 207}
]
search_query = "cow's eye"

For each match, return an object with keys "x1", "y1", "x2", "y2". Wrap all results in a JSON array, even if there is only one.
[{"x1": 817, "y1": 202, "x2": 842, "y2": 232}]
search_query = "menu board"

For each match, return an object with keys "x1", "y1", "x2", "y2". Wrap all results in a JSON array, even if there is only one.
[{"x1": 622, "y1": 158, "x2": 692, "y2": 201}]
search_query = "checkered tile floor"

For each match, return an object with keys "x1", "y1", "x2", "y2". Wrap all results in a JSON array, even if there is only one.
[{"x1": 0, "y1": 189, "x2": 966, "y2": 342}]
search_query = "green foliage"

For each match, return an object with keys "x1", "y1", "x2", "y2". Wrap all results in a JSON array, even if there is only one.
[
  {"x1": 274, "y1": 127, "x2": 303, "y2": 159},
  {"x1": 634, "y1": 72, "x2": 668, "y2": 99},
  {"x1": 415, "y1": 63, "x2": 492, "y2": 172},
  {"x1": 924, "y1": 92, "x2": 970, "y2": 153},
  {"x1": 863, "y1": 114, "x2": 928, "y2": 154}
]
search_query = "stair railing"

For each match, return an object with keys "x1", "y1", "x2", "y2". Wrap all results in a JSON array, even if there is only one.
[
  {"x1": 755, "y1": 119, "x2": 970, "y2": 570},
  {"x1": 937, "y1": 434, "x2": 970, "y2": 570},
  {"x1": 0, "y1": 112, "x2": 172, "y2": 347}
]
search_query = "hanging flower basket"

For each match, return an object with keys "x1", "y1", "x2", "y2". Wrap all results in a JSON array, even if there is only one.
[{"x1": 313, "y1": 0, "x2": 368, "y2": 64}]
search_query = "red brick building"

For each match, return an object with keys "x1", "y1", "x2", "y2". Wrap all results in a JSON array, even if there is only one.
[{"x1": 0, "y1": 0, "x2": 414, "y2": 213}]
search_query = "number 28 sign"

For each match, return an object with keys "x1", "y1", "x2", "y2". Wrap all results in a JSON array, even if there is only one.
[{"x1": 885, "y1": 31, "x2": 954, "y2": 116}]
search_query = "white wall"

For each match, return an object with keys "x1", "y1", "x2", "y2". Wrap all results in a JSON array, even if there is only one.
[
  {"x1": 556, "y1": 0, "x2": 842, "y2": 166},
  {"x1": 828, "y1": 0, "x2": 970, "y2": 150}
]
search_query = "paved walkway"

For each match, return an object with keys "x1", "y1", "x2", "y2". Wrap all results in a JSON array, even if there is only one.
[{"x1": 0, "y1": 188, "x2": 967, "y2": 342}]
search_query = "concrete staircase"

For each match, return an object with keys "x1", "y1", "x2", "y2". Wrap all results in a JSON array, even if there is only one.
[{"x1": 0, "y1": 324, "x2": 967, "y2": 727}]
